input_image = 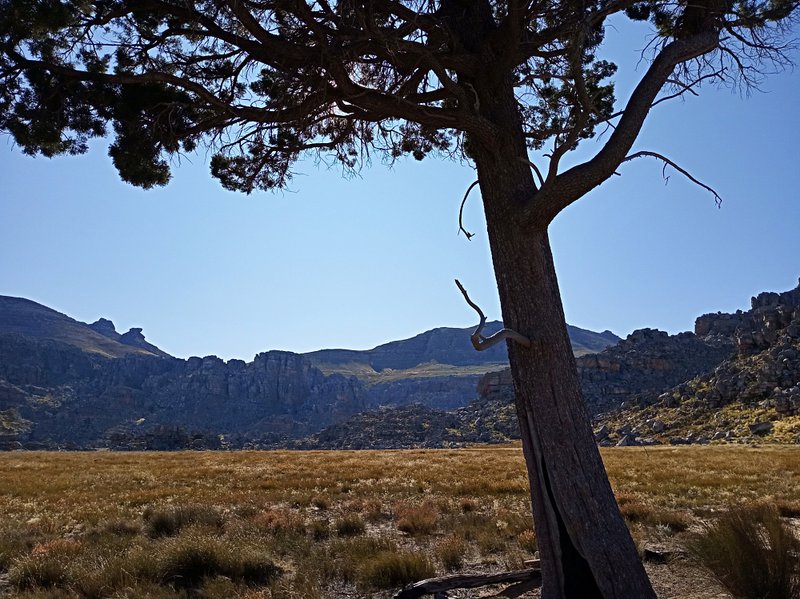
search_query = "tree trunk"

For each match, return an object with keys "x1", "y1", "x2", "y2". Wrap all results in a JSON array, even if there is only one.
[{"x1": 469, "y1": 124, "x2": 657, "y2": 599}]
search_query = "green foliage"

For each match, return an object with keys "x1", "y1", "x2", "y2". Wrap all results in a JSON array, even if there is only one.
[{"x1": 688, "y1": 503, "x2": 800, "y2": 599}]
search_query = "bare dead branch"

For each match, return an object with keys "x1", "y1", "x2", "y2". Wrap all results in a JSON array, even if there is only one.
[
  {"x1": 394, "y1": 567, "x2": 542, "y2": 599},
  {"x1": 454, "y1": 280, "x2": 531, "y2": 350},
  {"x1": 651, "y1": 70, "x2": 726, "y2": 108},
  {"x1": 622, "y1": 151, "x2": 723, "y2": 207},
  {"x1": 458, "y1": 180, "x2": 479, "y2": 240}
]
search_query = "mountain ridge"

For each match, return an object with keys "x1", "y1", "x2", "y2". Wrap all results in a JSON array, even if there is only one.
[{"x1": 0, "y1": 295, "x2": 169, "y2": 359}]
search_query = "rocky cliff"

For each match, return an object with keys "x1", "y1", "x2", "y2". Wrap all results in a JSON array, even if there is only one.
[
  {"x1": 476, "y1": 328, "x2": 733, "y2": 415},
  {"x1": 0, "y1": 332, "x2": 367, "y2": 449},
  {"x1": 309, "y1": 280, "x2": 800, "y2": 449},
  {"x1": 593, "y1": 280, "x2": 800, "y2": 445}
]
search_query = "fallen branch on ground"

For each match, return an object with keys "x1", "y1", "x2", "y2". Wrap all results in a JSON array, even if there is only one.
[{"x1": 394, "y1": 566, "x2": 542, "y2": 599}]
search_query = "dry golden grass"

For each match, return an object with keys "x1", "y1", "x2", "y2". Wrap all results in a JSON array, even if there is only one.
[{"x1": 0, "y1": 445, "x2": 798, "y2": 597}]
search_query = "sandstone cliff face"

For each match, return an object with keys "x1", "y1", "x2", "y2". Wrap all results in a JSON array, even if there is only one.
[{"x1": 0, "y1": 334, "x2": 367, "y2": 449}]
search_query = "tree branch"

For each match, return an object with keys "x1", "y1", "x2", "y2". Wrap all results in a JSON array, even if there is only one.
[
  {"x1": 525, "y1": 30, "x2": 720, "y2": 227},
  {"x1": 621, "y1": 151, "x2": 723, "y2": 207},
  {"x1": 454, "y1": 280, "x2": 531, "y2": 350}
]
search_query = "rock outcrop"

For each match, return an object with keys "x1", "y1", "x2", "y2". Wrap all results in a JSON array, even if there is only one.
[
  {"x1": 0, "y1": 333, "x2": 368, "y2": 449},
  {"x1": 594, "y1": 279, "x2": 800, "y2": 445},
  {"x1": 477, "y1": 328, "x2": 733, "y2": 415}
]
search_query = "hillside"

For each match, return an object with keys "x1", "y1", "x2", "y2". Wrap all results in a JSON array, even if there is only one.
[
  {"x1": 0, "y1": 296, "x2": 169, "y2": 358},
  {"x1": 8, "y1": 280, "x2": 797, "y2": 451},
  {"x1": 305, "y1": 321, "x2": 619, "y2": 376}
]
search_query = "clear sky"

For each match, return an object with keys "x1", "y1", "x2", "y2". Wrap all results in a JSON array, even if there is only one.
[{"x1": 2, "y1": 20, "x2": 799, "y2": 361}]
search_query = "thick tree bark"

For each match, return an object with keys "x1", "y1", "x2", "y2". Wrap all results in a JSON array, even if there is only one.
[{"x1": 469, "y1": 87, "x2": 656, "y2": 599}]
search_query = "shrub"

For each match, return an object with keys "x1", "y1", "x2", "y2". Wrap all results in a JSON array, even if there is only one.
[
  {"x1": 0, "y1": 523, "x2": 44, "y2": 573},
  {"x1": 688, "y1": 503, "x2": 800, "y2": 599},
  {"x1": 311, "y1": 496, "x2": 330, "y2": 511},
  {"x1": 361, "y1": 498, "x2": 387, "y2": 523},
  {"x1": 359, "y1": 551, "x2": 435, "y2": 589},
  {"x1": 143, "y1": 504, "x2": 224, "y2": 538},
  {"x1": 253, "y1": 507, "x2": 307, "y2": 536},
  {"x1": 103, "y1": 519, "x2": 141, "y2": 536},
  {"x1": 620, "y1": 501, "x2": 690, "y2": 532},
  {"x1": 335, "y1": 514, "x2": 366, "y2": 537},
  {"x1": 395, "y1": 501, "x2": 438, "y2": 536}
]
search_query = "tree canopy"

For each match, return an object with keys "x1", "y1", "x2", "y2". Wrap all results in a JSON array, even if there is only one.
[{"x1": 2, "y1": 0, "x2": 795, "y2": 202}]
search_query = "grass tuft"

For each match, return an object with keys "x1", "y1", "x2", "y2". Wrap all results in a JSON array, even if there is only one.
[
  {"x1": 143, "y1": 504, "x2": 224, "y2": 538},
  {"x1": 359, "y1": 550, "x2": 436, "y2": 589},
  {"x1": 156, "y1": 532, "x2": 281, "y2": 589},
  {"x1": 335, "y1": 514, "x2": 366, "y2": 537},
  {"x1": 395, "y1": 501, "x2": 439, "y2": 536},
  {"x1": 434, "y1": 534, "x2": 468, "y2": 571},
  {"x1": 688, "y1": 503, "x2": 800, "y2": 599}
]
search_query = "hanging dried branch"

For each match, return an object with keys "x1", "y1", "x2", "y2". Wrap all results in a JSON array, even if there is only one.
[
  {"x1": 519, "y1": 157, "x2": 545, "y2": 188},
  {"x1": 622, "y1": 150, "x2": 723, "y2": 207},
  {"x1": 454, "y1": 279, "x2": 531, "y2": 350},
  {"x1": 458, "y1": 180, "x2": 479, "y2": 240}
]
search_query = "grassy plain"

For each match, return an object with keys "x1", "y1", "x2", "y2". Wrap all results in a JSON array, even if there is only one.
[{"x1": 0, "y1": 446, "x2": 799, "y2": 598}]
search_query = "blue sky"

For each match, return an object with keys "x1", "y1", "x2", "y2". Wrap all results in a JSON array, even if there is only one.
[{"x1": 2, "y1": 21, "x2": 799, "y2": 361}]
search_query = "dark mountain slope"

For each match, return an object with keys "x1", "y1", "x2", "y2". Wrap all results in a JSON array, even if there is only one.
[
  {"x1": 305, "y1": 321, "x2": 619, "y2": 372},
  {"x1": 0, "y1": 296, "x2": 168, "y2": 358}
]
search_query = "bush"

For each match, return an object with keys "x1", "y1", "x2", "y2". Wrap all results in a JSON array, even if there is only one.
[
  {"x1": 688, "y1": 503, "x2": 800, "y2": 599},
  {"x1": 253, "y1": 507, "x2": 307, "y2": 536},
  {"x1": 309, "y1": 519, "x2": 330, "y2": 540},
  {"x1": 517, "y1": 529, "x2": 537, "y2": 554},
  {"x1": 619, "y1": 501, "x2": 690, "y2": 532},
  {"x1": 143, "y1": 504, "x2": 224, "y2": 538},
  {"x1": 359, "y1": 550, "x2": 435, "y2": 589}
]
